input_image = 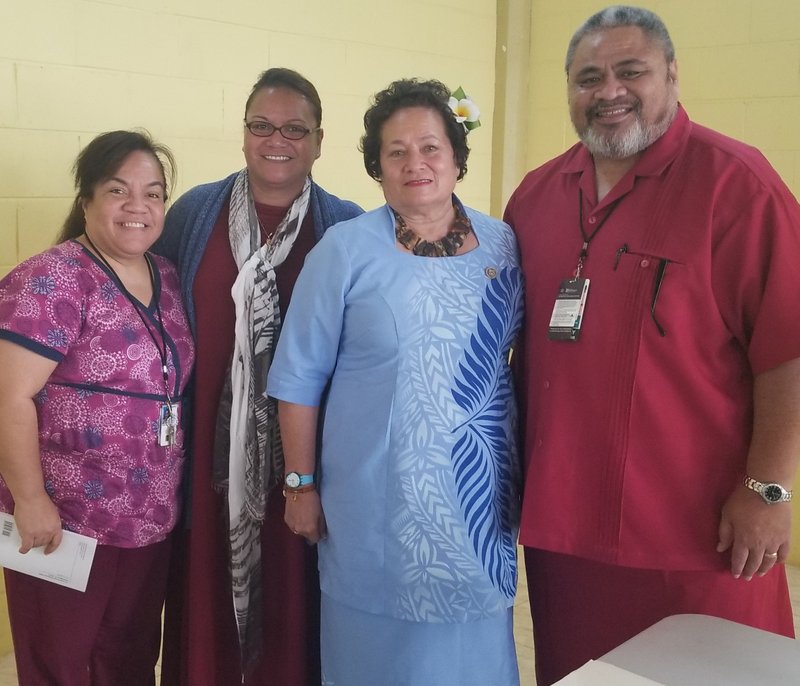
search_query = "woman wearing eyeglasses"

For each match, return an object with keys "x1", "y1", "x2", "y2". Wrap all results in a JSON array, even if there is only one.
[{"x1": 154, "y1": 68, "x2": 361, "y2": 686}]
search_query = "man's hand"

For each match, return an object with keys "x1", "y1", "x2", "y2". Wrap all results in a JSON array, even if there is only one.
[{"x1": 717, "y1": 486, "x2": 790, "y2": 580}]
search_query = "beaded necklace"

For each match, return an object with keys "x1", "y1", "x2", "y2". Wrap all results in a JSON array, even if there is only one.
[{"x1": 393, "y1": 203, "x2": 472, "y2": 257}]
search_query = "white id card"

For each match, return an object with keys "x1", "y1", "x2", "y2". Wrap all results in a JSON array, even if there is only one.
[
  {"x1": 548, "y1": 278, "x2": 590, "y2": 341},
  {"x1": 158, "y1": 403, "x2": 179, "y2": 447}
]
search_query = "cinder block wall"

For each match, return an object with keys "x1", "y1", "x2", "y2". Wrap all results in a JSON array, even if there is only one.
[{"x1": 0, "y1": 0, "x2": 498, "y2": 275}]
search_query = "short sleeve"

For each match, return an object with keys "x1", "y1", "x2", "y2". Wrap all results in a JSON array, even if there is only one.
[
  {"x1": 711, "y1": 179, "x2": 800, "y2": 375},
  {"x1": 267, "y1": 229, "x2": 352, "y2": 406},
  {"x1": 0, "y1": 247, "x2": 88, "y2": 361}
]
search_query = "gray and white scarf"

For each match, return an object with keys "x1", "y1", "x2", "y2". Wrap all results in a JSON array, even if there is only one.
[{"x1": 213, "y1": 168, "x2": 311, "y2": 670}]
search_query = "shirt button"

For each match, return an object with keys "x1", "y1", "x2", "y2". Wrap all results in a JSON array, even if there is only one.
[
  {"x1": 588, "y1": 216, "x2": 597, "y2": 224},
  {"x1": 537, "y1": 439, "x2": 544, "y2": 447},
  {"x1": 640, "y1": 259, "x2": 650, "y2": 268},
  {"x1": 543, "y1": 380, "x2": 550, "y2": 389}
]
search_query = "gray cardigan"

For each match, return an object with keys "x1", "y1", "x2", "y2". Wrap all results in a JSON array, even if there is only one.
[
  {"x1": 152, "y1": 173, "x2": 362, "y2": 515},
  {"x1": 154, "y1": 172, "x2": 363, "y2": 334}
]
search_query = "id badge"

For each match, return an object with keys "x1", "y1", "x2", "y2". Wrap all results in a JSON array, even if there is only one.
[
  {"x1": 548, "y1": 278, "x2": 590, "y2": 341},
  {"x1": 158, "y1": 403, "x2": 179, "y2": 447}
]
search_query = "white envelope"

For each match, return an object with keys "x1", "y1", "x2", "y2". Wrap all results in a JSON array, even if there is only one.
[{"x1": 0, "y1": 512, "x2": 96, "y2": 592}]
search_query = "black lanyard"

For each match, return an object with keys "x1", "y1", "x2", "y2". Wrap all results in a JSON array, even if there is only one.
[
  {"x1": 83, "y1": 235, "x2": 173, "y2": 403},
  {"x1": 575, "y1": 189, "x2": 622, "y2": 278}
]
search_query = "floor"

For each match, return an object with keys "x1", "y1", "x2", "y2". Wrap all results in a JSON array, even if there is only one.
[{"x1": 0, "y1": 562, "x2": 797, "y2": 685}]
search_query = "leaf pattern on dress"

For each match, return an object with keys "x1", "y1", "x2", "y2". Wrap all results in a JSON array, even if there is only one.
[
  {"x1": 451, "y1": 266, "x2": 523, "y2": 599},
  {"x1": 393, "y1": 272, "x2": 494, "y2": 620},
  {"x1": 393, "y1": 470, "x2": 491, "y2": 621},
  {"x1": 385, "y1": 232, "x2": 523, "y2": 622}
]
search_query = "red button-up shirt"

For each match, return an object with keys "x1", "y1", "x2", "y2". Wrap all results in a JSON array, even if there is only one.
[{"x1": 505, "y1": 106, "x2": 800, "y2": 570}]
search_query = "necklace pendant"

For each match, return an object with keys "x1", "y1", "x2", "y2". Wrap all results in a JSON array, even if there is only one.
[{"x1": 393, "y1": 205, "x2": 472, "y2": 258}]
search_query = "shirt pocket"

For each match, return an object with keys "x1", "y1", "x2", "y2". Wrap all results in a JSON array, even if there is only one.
[{"x1": 612, "y1": 246, "x2": 687, "y2": 338}]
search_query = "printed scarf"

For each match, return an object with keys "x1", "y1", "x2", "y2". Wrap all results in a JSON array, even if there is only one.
[{"x1": 213, "y1": 169, "x2": 310, "y2": 669}]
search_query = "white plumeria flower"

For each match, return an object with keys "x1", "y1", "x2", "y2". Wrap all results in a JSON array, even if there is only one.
[{"x1": 448, "y1": 96, "x2": 480, "y2": 123}]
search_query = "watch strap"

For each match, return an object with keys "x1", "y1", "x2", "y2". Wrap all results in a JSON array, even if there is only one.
[
  {"x1": 284, "y1": 472, "x2": 315, "y2": 489},
  {"x1": 743, "y1": 475, "x2": 792, "y2": 503},
  {"x1": 295, "y1": 473, "x2": 314, "y2": 487}
]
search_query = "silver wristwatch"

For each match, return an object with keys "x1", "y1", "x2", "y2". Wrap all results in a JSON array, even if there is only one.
[{"x1": 743, "y1": 476, "x2": 792, "y2": 504}]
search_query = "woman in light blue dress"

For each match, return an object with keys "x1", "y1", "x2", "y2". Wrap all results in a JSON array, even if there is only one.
[{"x1": 267, "y1": 79, "x2": 523, "y2": 686}]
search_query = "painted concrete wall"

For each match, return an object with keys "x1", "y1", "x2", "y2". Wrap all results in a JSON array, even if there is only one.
[{"x1": 0, "y1": 0, "x2": 498, "y2": 275}]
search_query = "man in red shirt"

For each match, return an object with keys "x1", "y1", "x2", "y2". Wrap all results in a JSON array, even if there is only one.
[{"x1": 504, "y1": 6, "x2": 800, "y2": 685}]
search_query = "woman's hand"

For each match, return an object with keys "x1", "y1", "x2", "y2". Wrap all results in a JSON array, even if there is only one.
[
  {"x1": 285, "y1": 489, "x2": 327, "y2": 544},
  {"x1": 13, "y1": 492, "x2": 63, "y2": 554},
  {"x1": 277, "y1": 401, "x2": 325, "y2": 542}
]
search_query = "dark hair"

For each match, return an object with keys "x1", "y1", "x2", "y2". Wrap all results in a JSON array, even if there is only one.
[
  {"x1": 58, "y1": 130, "x2": 176, "y2": 243},
  {"x1": 360, "y1": 78, "x2": 469, "y2": 182},
  {"x1": 244, "y1": 68, "x2": 323, "y2": 127},
  {"x1": 565, "y1": 5, "x2": 675, "y2": 72}
]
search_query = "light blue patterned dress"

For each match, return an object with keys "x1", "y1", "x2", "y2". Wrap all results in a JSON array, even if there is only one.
[{"x1": 267, "y1": 201, "x2": 523, "y2": 686}]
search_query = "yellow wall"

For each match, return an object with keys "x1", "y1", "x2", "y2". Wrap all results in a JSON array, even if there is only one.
[
  {"x1": 514, "y1": 0, "x2": 800, "y2": 566},
  {"x1": 0, "y1": 0, "x2": 499, "y2": 275}
]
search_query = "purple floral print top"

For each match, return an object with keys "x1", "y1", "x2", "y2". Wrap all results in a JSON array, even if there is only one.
[{"x1": 0, "y1": 240, "x2": 195, "y2": 548}]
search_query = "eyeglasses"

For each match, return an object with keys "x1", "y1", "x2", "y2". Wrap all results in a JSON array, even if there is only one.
[
  {"x1": 614, "y1": 245, "x2": 669, "y2": 337},
  {"x1": 650, "y1": 258, "x2": 669, "y2": 337},
  {"x1": 244, "y1": 121, "x2": 320, "y2": 140}
]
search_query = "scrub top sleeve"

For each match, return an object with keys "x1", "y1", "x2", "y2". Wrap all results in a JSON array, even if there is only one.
[
  {"x1": 0, "y1": 250, "x2": 84, "y2": 359},
  {"x1": 267, "y1": 230, "x2": 351, "y2": 407}
]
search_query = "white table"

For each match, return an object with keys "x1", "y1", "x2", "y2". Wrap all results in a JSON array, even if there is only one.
[{"x1": 596, "y1": 614, "x2": 800, "y2": 685}]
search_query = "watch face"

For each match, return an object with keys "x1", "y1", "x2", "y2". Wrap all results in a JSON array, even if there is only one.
[
  {"x1": 763, "y1": 484, "x2": 784, "y2": 502},
  {"x1": 285, "y1": 472, "x2": 301, "y2": 489}
]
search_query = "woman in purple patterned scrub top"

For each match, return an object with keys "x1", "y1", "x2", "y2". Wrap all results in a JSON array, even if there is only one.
[
  {"x1": 0, "y1": 130, "x2": 195, "y2": 686},
  {"x1": 267, "y1": 79, "x2": 523, "y2": 686}
]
